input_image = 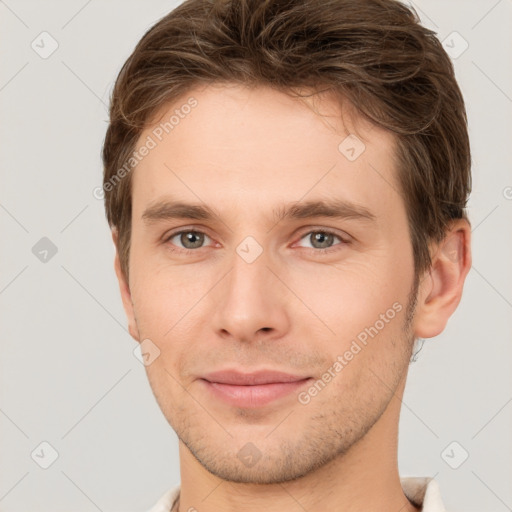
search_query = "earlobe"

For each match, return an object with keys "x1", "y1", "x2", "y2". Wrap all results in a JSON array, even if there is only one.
[
  {"x1": 413, "y1": 219, "x2": 472, "y2": 339},
  {"x1": 112, "y1": 229, "x2": 141, "y2": 343}
]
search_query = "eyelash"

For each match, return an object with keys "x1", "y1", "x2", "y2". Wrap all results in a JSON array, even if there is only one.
[{"x1": 163, "y1": 228, "x2": 349, "y2": 255}]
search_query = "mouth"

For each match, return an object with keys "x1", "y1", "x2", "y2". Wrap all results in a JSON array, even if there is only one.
[{"x1": 199, "y1": 370, "x2": 312, "y2": 408}]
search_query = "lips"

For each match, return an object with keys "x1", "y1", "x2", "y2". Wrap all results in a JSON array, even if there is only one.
[
  {"x1": 202, "y1": 370, "x2": 309, "y2": 385},
  {"x1": 199, "y1": 370, "x2": 312, "y2": 408}
]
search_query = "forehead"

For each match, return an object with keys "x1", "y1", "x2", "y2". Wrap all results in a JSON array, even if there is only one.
[{"x1": 130, "y1": 83, "x2": 401, "y2": 222}]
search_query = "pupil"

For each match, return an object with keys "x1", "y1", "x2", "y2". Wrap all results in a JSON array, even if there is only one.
[
  {"x1": 182, "y1": 231, "x2": 203, "y2": 248},
  {"x1": 313, "y1": 232, "x2": 331, "y2": 248}
]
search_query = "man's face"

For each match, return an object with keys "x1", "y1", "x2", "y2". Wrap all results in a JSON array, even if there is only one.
[{"x1": 122, "y1": 83, "x2": 418, "y2": 483}]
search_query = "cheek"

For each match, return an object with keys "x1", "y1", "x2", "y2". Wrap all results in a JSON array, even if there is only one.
[
  {"x1": 129, "y1": 250, "x2": 209, "y2": 337},
  {"x1": 285, "y1": 254, "x2": 413, "y2": 387},
  {"x1": 287, "y1": 257, "x2": 408, "y2": 336}
]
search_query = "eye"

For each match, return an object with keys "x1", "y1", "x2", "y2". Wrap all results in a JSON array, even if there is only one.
[
  {"x1": 295, "y1": 229, "x2": 348, "y2": 253},
  {"x1": 163, "y1": 228, "x2": 349, "y2": 255},
  {"x1": 164, "y1": 230, "x2": 213, "y2": 252}
]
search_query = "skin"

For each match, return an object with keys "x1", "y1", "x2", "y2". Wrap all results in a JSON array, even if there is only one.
[{"x1": 112, "y1": 83, "x2": 471, "y2": 512}]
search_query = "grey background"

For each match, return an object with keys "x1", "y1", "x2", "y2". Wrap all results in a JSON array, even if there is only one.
[{"x1": 0, "y1": 1, "x2": 511, "y2": 511}]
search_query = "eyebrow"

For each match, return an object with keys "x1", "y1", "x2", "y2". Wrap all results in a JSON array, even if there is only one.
[{"x1": 141, "y1": 198, "x2": 376, "y2": 225}]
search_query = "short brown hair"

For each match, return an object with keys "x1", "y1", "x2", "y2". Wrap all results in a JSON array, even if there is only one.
[{"x1": 102, "y1": 0, "x2": 471, "y2": 282}]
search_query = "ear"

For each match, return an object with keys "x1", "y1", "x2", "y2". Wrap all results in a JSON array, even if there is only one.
[
  {"x1": 413, "y1": 218, "x2": 472, "y2": 339},
  {"x1": 112, "y1": 229, "x2": 141, "y2": 343}
]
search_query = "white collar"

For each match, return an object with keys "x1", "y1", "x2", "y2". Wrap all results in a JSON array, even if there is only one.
[{"x1": 147, "y1": 476, "x2": 446, "y2": 512}]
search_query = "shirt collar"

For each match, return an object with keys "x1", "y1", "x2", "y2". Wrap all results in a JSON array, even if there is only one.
[{"x1": 148, "y1": 477, "x2": 447, "y2": 512}]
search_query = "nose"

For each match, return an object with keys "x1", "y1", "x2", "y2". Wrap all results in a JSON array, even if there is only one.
[{"x1": 211, "y1": 245, "x2": 291, "y2": 344}]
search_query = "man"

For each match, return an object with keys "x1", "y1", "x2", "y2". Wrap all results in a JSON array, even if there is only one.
[{"x1": 101, "y1": 0, "x2": 472, "y2": 510}]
